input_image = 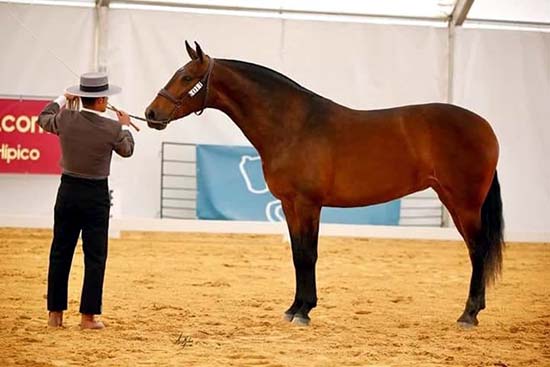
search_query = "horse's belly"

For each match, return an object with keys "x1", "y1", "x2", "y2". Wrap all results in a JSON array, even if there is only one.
[
  {"x1": 324, "y1": 151, "x2": 426, "y2": 207},
  {"x1": 324, "y1": 178, "x2": 422, "y2": 207}
]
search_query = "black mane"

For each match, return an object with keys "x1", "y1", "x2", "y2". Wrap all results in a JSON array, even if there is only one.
[{"x1": 218, "y1": 59, "x2": 321, "y2": 99}]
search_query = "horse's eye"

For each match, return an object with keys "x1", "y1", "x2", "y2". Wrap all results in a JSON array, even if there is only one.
[{"x1": 183, "y1": 75, "x2": 193, "y2": 82}]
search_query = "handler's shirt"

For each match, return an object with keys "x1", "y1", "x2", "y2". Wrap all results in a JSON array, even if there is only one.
[{"x1": 37, "y1": 99, "x2": 134, "y2": 179}]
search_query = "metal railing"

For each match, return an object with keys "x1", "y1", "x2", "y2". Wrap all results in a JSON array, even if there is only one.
[
  {"x1": 160, "y1": 142, "x2": 197, "y2": 219},
  {"x1": 399, "y1": 189, "x2": 444, "y2": 227}
]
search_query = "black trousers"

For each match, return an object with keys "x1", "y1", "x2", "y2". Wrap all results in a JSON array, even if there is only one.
[{"x1": 47, "y1": 174, "x2": 110, "y2": 315}]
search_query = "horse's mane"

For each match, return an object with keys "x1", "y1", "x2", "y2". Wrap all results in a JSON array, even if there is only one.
[{"x1": 218, "y1": 59, "x2": 322, "y2": 99}]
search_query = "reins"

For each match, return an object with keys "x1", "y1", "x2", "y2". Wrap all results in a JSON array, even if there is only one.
[{"x1": 106, "y1": 104, "x2": 142, "y2": 131}]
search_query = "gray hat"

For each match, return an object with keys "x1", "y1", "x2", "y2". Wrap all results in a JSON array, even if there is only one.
[{"x1": 66, "y1": 72, "x2": 121, "y2": 97}]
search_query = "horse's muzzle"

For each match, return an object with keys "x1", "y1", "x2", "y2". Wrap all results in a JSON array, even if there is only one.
[
  {"x1": 147, "y1": 121, "x2": 167, "y2": 130},
  {"x1": 144, "y1": 107, "x2": 168, "y2": 130}
]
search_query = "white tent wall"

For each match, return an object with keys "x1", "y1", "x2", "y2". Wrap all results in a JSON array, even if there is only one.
[
  {"x1": 281, "y1": 20, "x2": 447, "y2": 109},
  {"x1": 106, "y1": 8, "x2": 448, "y2": 219},
  {"x1": 0, "y1": 3, "x2": 548, "y2": 239},
  {"x1": 453, "y1": 27, "x2": 550, "y2": 234},
  {"x1": 0, "y1": 3, "x2": 95, "y2": 216}
]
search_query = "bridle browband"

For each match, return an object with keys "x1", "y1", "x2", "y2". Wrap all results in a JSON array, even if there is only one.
[{"x1": 150, "y1": 57, "x2": 215, "y2": 127}]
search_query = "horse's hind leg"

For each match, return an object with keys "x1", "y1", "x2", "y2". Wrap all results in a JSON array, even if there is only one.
[
  {"x1": 281, "y1": 198, "x2": 321, "y2": 326},
  {"x1": 435, "y1": 188, "x2": 487, "y2": 327},
  {"x1": 452, "y1": 208, "x2": 487, "y2": 327},
  {"x1": 453, "y1": 173, "x2": 504, "y2": 327}
]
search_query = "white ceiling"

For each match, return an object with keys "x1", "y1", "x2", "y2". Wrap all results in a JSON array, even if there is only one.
[
  {"x1": 3, "y1": 0, "x2": 550, "y2": 25},
  {"x1": 468, "y1": 0, "x2": 550, "y2": 24},
  {"x1": 127, "y1": 0, "x2": 457, "y2": 19}
]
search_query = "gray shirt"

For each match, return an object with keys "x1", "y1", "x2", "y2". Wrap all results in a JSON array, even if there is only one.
[{"x1": 37, "y1": 102, "x2": 134, "y2": 179}]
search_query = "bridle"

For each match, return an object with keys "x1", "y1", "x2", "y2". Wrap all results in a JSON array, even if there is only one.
[{"x1": 150, "y1": 57, "x2": 215, "y2": 127}]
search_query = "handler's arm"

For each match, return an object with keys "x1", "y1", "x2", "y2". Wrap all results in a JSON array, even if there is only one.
[
  {"x1": 36, "y1": 95, "x2": 67, "y2": 135},
  {"x1": 114, "y1": 110, "x2": 135, "y2": 157},
  {"x1": 114, "y1": 128, "x2": 135, "y2": 158}
]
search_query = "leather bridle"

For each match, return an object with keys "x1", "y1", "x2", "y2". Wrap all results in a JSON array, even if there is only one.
[{"x1": 149, "y1": 57, "x2": 215, "y2": 127}]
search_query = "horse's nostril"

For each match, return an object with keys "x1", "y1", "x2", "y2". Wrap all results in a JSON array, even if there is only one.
[{"x1": 146, "y1": 109, "x2": 156, "y2": 120}]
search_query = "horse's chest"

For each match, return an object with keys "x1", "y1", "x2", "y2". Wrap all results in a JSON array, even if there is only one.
[{"x1": 262, "y1": 150, "x2": 330, "y2": 200}]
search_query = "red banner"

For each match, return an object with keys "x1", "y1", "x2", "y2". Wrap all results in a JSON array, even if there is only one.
[{"x1": 0, "y1": 98, "x2": 61, "y2": 174}]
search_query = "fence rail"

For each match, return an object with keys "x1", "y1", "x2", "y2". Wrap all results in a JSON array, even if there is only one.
[{"x1": 160, "y1": 142, "x2": 197, "y2": 219}]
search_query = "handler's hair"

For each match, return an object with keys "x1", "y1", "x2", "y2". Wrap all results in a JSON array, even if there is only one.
[{"x1": 81, "y1": 97, "x2": 103, "y2": 108}]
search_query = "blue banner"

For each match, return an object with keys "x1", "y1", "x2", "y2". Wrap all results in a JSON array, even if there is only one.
[{"x1": 196, "y1": 144, "x2": 400, "y2": 224}]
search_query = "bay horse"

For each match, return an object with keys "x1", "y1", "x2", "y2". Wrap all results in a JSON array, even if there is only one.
[{"x1": 145, "y1": 41, "x2": 504, "y2": 327}]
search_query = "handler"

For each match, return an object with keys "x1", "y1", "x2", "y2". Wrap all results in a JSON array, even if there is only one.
[{"x1": 37, "y1": 72, "x2": 134, "y2": 329}]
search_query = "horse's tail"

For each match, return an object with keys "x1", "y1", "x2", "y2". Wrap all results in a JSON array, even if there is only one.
[{"x1": 479, "y1": 170, "x2": 505, "y2": 286}]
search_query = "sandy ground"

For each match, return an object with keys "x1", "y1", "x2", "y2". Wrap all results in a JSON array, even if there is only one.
[{"x1": 0, "y1": 228, "x2": 548, "y2": 367}]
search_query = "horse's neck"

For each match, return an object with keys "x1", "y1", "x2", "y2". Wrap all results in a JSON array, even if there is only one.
[{"x1": 208, "y1": 61, "x2": 302, "y2": 155}]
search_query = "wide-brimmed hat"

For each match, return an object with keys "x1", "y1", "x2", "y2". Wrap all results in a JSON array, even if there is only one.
[{"x1": 65, "y1": 72, "x2": 121, "y2": 97}]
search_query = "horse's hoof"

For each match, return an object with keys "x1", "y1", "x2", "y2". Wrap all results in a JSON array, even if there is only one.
[
  {"x1": 457, "y1": 313, "x2": 479, "y2": 328},
  {"x1": 283, "y1": 313, "x2": 294, "y2": 322},
  {"x1": 291, "y1": 315, "x2": 310, "y2": 326},
  {"x1": 457, "y1": 321, "x2": 476, "y2": 329}
]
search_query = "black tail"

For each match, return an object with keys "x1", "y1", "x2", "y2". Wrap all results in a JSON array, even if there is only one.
[{"x1": 479, "y1": 171, "x2": 505, "y2": 286}]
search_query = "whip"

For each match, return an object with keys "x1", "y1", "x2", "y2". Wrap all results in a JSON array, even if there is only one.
[{"x1": 7, "y1": 1, "x2": 143, "y2": 132}]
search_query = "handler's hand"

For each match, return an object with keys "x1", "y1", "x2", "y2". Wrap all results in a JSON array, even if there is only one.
[
  {"x1": 116, "y1": 110, "x2": 131, "y2": 126},
  {"x1": 64, "y1": 93, "x2": 78, "y2": 102}
]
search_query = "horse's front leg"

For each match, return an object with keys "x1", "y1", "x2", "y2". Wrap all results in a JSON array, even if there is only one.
[{"x1": 281, "y1": 198, "x2": 321, "y2": 326}]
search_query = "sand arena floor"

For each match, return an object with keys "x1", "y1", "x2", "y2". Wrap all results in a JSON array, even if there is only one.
[{"x1": 0, "y1": 228, "x2": 548, "y2": 366}]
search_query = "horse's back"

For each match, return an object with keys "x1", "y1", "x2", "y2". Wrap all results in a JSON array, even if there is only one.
[
  {"x1": 352, "y1": 102, "x2": 499, "y2": 166},
  {"x1": 317, "y1": 102, "x2": 499, "y2": 207}
]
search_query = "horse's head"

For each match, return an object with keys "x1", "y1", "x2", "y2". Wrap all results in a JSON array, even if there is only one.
[{"x1": 145, "y1": 41, "x2": 213, "y2": 130}]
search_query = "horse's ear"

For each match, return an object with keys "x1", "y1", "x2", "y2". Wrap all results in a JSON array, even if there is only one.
[
  {"x1": 195, "y1": 41, "x2": 205, "y2": 63},
  {"x1": 185, "y1": 40, "x2": 198, "y2": 60}
]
